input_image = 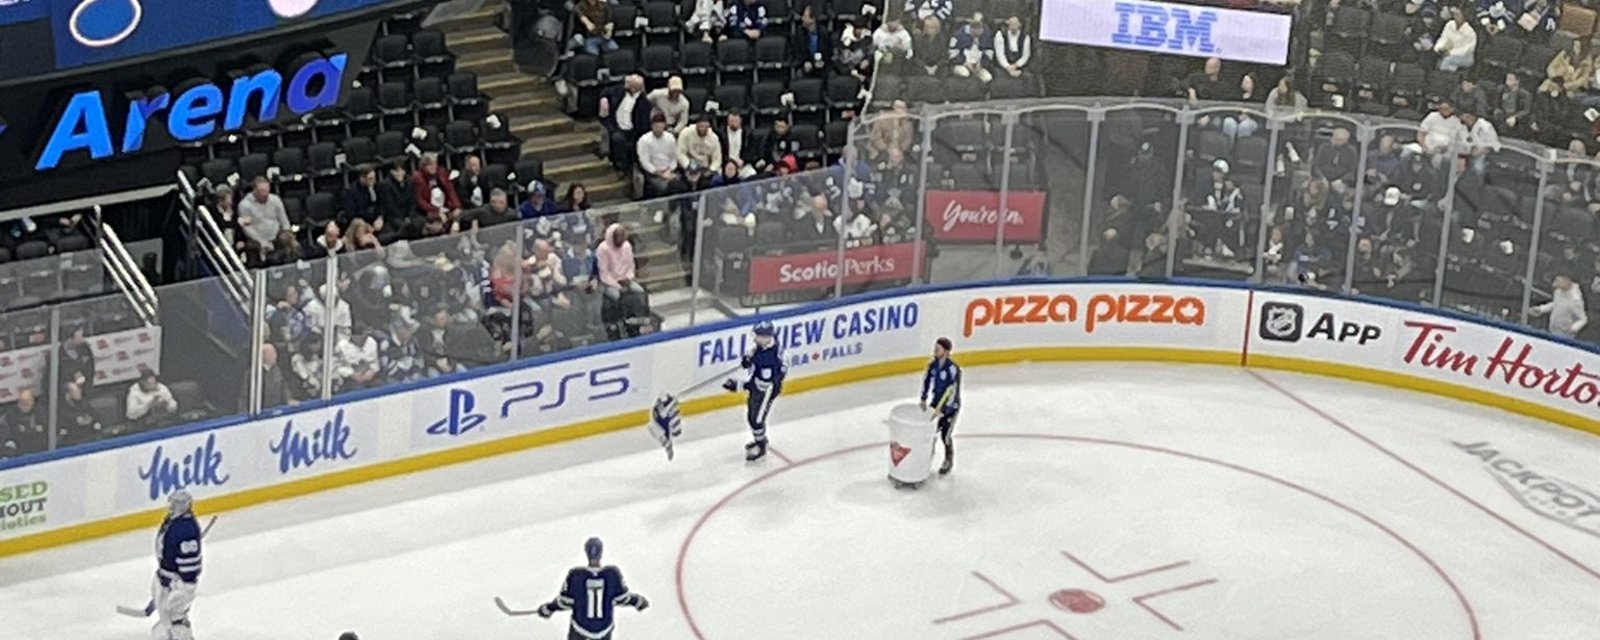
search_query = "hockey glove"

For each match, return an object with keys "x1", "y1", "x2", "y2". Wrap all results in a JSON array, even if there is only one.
[
  {"x1": 722, "y1": 379, "x2": 739, "y2": 392},
  {"x1": 635, "y1": 595, "x2": 651, "y2": 611},
  {"x1": 536, "y1": 604, "x2": 554, "y2": 618},
  {"x1": 740, "y1": 354, "x2": 753, "y2": 368}
]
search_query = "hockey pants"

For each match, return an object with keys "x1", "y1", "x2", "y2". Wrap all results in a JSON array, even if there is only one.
[
  {"x1": 747, "y1": 387, "x2": 778, "y2": 442},
  {"x1": 150, "y1": 576, "x2": 197, "y2": 640}
]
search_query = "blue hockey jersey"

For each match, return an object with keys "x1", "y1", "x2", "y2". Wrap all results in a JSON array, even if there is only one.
[
  {"x1": 551, "y1": 565, "x2": 644, "y2": 638},
  {"x1": 156, "y1": 513, "x2": 202, "y2": 585},
  {"x1": 745, "y1": 343, "x2": 787, "y2": 394},
  {"x1": 922, "y1": 357, "x2": 961, "y2": 414}
]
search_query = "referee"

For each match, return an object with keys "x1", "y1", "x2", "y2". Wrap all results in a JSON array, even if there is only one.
[{"x1": 919, "y1": 337, "x2": 963, "y2": 476}]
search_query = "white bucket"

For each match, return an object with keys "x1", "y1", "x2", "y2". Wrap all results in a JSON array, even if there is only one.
[{"x1": 887, "y1": 403, "x2": 937, "y2": 485}]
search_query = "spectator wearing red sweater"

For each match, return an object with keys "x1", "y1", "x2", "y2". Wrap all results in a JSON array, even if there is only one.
[{"x1": 412, "y1": 153, "x2": 462, "y2": 235}]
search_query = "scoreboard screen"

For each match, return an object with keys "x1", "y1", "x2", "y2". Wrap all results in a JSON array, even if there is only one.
[{"x1": 0, "y1": 0, "x2": 398, "y2": 82}]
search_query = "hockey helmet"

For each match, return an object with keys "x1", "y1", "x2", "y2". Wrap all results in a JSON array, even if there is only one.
[
  {"x1": 752, "y1": 321, "x2": 776, "y2": 338},
  {"x1": 585, "y1": 537, "x2": 604, "y2": 561}
]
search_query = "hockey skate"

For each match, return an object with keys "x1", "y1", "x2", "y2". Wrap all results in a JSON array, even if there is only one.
[
  {"x1": 744, "y1": 439, "x2": 768, "y2": 461},
  {"x1": 939, "y1": 453, "x2": 953, "y2": 476}
]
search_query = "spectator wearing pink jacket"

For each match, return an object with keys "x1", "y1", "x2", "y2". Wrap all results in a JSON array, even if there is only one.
[{"x1": 596, "y1": 223, "x2": 644, "y2": 299}]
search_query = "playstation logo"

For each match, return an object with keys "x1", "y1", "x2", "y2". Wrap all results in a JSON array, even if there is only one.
[{"x1": 427, "y1": 388, "x2": 488, "y2": 437}]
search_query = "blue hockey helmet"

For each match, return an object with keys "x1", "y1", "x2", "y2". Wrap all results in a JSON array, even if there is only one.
[
  {"x1": 585, "y1": 537, "x2": 604, "y2": 561},
  {"x1": 752, "y1": 321, "x2": 776, "y2": 337}
]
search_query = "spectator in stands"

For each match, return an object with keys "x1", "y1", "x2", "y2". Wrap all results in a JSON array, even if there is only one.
[
  {"x1": 1496, "y1": 72, "x2": 1533, "y2": 137},
  {"x1": 210, "y1": 185, "x2": 247, "y2": 258},
  {"x1": 332, "y1": 324, "x2": 381, "y2": 392},
  {"x1": 838, "y1": 19, "x2": 876, "y2": 82},
  {"x1": 1185, "y1": 57, "x2": 1226, "y2": 105},
  {"x1": 125, "y1": 370, "x2": 176, "y2": 427},
  {"x1": 1432, "y1": 6, "x2": 1477, "y2": 71},
  {"x1": 238, "y1": 177, "x2": 291, "y2": 259},
  {"x1": 1264, "y1": 76, "x2": 1308, "y2": 117},
  {"x1": 596, "y1": 223, "x2": 643, "y2": 300},
  {"x1": 874, "y1": 18, "x2": 913, "y2": 70},
  {"x1": 905, "y1": 0, "x2": 951, "y2": 21},
  {"x1": 721, "y1": 112, "x2": 757, "y2": 176},
  {"x1": 686, "y1": 0, "x2": 725, "y2": 42},
  {"x1": 520, "y1": 181, "x2": 559, "y2": 219},
  {"x1": 421, "y1": 306, "x2": 461, "y2": 376},
  {"x1": 253, "y1": 342, "x2": 291, "y2": 410},
  {"x1": 462, "y1": 188, "x2": 520, "y2": 230},
  {"x1": 1540, "y1": 39, "x2": 1592, "y2": 95},
  {"x1": 1366, "y1": 134, "x2": 1405, "y2": 186},
  {"x1": 994, "y1": 16, "x2": 1032, "y2": 79},
  {"x1": 637, "y1": 114, "x2": 682, "y2": 197},
  {"x1": 304, "y1": 280, "x2": 353, "y2": 340},
  {"x1": 1532, "y1": 273, "x2": 1589, "y2": 338},
  {"x1": 724, "y1": 0, "x2": 767, "y2": 41},
  {"x1": 59, "y1": 373, "x2": 102, "y2": 446},
  {"x1": 413, "y1": 153, "x2": 463, "y2": 235},
  {"x1": 601, "y1": 74, "x2": 651, "y2": 170},
  {"x1": 382, "y1": 318, "x2": 425, "y2": 383},
  {"x1": 455, "y1": 156, "x2": 488, "y2": 209},
  {"x1": 792, "y1": 193, "x2": 838, "y2": 243},
  {"x1": 1458, "y1": 110, "x2": 1500, "y2": 173},
  {"x1": 1313, "y1": 128, "x2": 1359, "y2": 194},
  {"x1": 949, "y1": 14, "x2": 994, "y2": 83},
  {"x1": 572, "y1": 0, "x2": 619, "y2": 55},
  {"x1": 1450, "y1": 76, "x2": 1489, "y2": 119},
  {"x1": 0, "y1": 389, "x2": 47, "y2": 458},
  {"x1": 562, "y1": 184, "x2": 593, "y2": 212},
  {"x1": 1418, "y1": 99, "x2": 1462, "y2": 156},
  {"x1": 647, "y1": 76, "x2": 691, "y2": 132},
  {"x1": 793, "y1": 7, "x2": 833, "y2": 77},
  {"x1": 1221, "y1": 74, "x2": 1260, "y2": 139},
  {"x1": 1087, "y1": 228, "x2": 1133, "y2": 276},
  {"x1": 909, "y1": 16, "x2": 946, "y2": 76},
  {"x1": 379, "y1": 161, "x2": 420, "y2": 238},
  {"x1": 57, "y1": 324, "x2": 95, "y2": 395},
  {"x1": 1136, "y1": 230, "x2": 1170, "y2": 278},
  {"x1": 348, "y1": 218, "x2": 382, "y2": 252},
  {"x1": 311, "y1": 221, "x2": 346, "y2": 258},
  {"x1": 342, "y1": 166, "x2": 387, "y2": 239},
  {"x1": 288, "y1": 336, "x2": 322, "y2": 400},
  {"x1": 678, "y1": 115, "x2": 723, "y2": 173},
  {"x1": 1531, "y1": 80, "x2": 1574, "y2": 146}
]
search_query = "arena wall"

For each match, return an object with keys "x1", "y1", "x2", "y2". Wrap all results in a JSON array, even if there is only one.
[{"x1": 3, "y1": 279, "x2": 1596, "y2": 556}]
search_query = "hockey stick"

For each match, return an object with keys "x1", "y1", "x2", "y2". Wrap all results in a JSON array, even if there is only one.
[
  {"x1": 493, "y1": 596, "x2": 541, "y2": 617},
  {"x1": 655, "y1": 364, "x2": 745, "y2": 460},
  {"x1": 116, "y1": 516, "x2": 218, "y2": 618}
]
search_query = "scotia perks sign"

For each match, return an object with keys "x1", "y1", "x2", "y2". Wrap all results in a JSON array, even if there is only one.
[
  {"x1": 923, "y1": 190, "x2": 1047, "y2": 243},
  {"x1": 1400, "y1": 319, "x2": 1600, "y2": 416},
  {"x1": 748, "y1": 242, "x2": 923, "y2": 294}
]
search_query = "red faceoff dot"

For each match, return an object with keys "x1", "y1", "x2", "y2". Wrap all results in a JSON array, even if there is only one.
[{"x1": 1050, "y1": 588, "x2": 1106, "y2": 614}]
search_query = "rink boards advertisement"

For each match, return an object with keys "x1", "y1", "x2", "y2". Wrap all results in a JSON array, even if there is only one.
[{"x1": 1, "y1": 280, "x2": 1598, "y2": 553}]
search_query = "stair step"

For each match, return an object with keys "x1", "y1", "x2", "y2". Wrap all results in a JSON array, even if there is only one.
[
  {"x1": 428, "y1": 5, "x2": 500, "y2": 29},
  {"x1": 545, "y1": 156, "x2": 613, "y2": 181},
  {"x1": 495, "y1": 94, "x2": 561, "y2": 120},
  {"x1": 480, "y1": 71, "x2": 548, "y2": 97},
  {"x1": 520, "y1": 132, "x2": 600, "y2": 159},
  {"x1": 580, "y1": 180, "x2": 631, "y2": 203},
  {"x1": 511, "y1": 113, "x2": 577, "y2": 139},
  {"x1": 456, "y1": 49, "x2": 517, "y2": 77},
  {"x1": 446, "y1": 28, "x2": 510, "y2": 56}
]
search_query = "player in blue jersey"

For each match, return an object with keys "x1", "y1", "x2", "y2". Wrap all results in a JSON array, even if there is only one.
[
  {"x1": 723, "y1": 320, "x2": 787, "y2": 461},
  {"x1": 920, "y1": 337, "x2": 962, "y2": 475},
  {"x1": 538, "y1": 537, "x2": 648, "y2": 639},
  {"x1": 151, "y1": 491, "x2": 202, "y2": 640}
]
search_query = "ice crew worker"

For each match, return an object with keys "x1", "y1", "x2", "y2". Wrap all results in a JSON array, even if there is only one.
[{"x1": 920, "y1": 337, "x2": 962, "y2": 475}]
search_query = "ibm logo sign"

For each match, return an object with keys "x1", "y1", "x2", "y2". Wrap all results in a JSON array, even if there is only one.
[
  {"x1": 1110, "y1": 2, "x2": 1220, "y2": 55},
  {"x1": 1040, "y1": 0, "x2": 1291, "y2": 66}
]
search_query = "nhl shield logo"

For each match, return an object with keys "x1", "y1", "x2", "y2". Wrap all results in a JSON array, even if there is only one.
[
  {"x1": 889, "y1": 442, "x2": 911, "y2": 466},
  {"x1": 1259, "y1": 302, "x2": 1304, "y2": 342}
]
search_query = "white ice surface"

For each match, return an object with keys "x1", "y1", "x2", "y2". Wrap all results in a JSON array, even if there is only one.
[{"x1": 3, "y1": 363, "x2": 1599, "y2": 640}]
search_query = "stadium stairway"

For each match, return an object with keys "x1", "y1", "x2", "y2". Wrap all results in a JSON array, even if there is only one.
[{"x1": 435, "y1": 8, "x2": 691, "y2": 297}]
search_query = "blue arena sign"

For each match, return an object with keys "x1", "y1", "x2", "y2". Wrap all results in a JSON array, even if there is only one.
[
  {"x1": 34, "y1": 52, "x2": 348, "y2": 170},
  {"x1": 1039, "y1": 0, "x2": 1293, "y2": 65}
]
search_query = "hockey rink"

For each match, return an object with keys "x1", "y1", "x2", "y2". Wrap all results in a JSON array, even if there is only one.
[{"x1": 3, "y1": 362, "x2": 1600, "y2": 640}]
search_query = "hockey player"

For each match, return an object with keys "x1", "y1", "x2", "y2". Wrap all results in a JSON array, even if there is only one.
[
  {"x1": 538, "y1": 537, "x2": 648, "y2": 639},
  {"x1": 723, "y1": 320, "x2": 786, "y2": 461},
  {"x1": 151, "y1": 491, "x2": 202, "y2": 640},
  {"x1": 920, "y1": 337, "x2": 962, "y2": 475}
]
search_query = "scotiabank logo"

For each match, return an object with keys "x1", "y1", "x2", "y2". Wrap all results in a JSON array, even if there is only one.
[{"x1": 963, "y1": 293, "x2": 1206, "y2": 337}]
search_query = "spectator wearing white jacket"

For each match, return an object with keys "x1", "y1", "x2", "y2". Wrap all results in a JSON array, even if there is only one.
[
  {"x1": 1533, "y1": 274, "x2": 1590, "y2": 338},
  {"x1": 126, "y1": 371, "x2": 177, "y2": 426},
  {"x1": 1433, "y1": 6, "x2": 1477, "y2": 71},
  {"x1": 332, "y1": 325, "x2": 381, "y2": 391},
  {"x1": 677, "y1": 116, "x2": 723, "y2": 171},
  {"x1": 994, "y1": 16, "x2": 1032, "y2": 78}
]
